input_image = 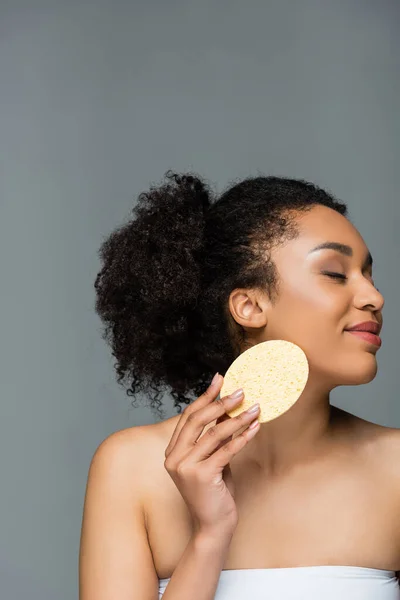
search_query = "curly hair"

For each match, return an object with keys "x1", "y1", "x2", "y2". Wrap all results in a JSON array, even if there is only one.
[{"x1": 94, "y1": 171, "x2": 348, "y2": 419}]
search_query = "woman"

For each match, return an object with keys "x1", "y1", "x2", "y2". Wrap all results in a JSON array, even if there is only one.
[{"x1": 79, "y1": 173, "x2": 400, "y2": 599}]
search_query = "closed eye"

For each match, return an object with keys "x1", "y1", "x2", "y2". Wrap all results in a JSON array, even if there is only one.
[
  {"x1": 322, "y1": 271, "x2": 380, "y2": 292},
  {"x1": 322, "y1": 271, "x2": 347, "y2": 281}
]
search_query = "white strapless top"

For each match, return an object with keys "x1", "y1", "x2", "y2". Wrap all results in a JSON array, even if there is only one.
[{"x1": 158, "y1": 566, "x2": 399, "y2": 599}]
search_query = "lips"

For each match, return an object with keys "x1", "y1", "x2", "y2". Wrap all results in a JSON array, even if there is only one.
[
  {"x1": 344, "y1": 321, "x2": 382, "y2": 348},
  {"x1": 345, "y1": 321, "x2": 381, "y2": 335},
  {"x1": 346, "y1": 330, "x2": 382, "y2": 348}
]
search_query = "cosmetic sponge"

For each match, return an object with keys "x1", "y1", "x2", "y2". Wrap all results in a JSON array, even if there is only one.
[{"x1": 220, "y1": 340, "x2": 309, "y2": 423}]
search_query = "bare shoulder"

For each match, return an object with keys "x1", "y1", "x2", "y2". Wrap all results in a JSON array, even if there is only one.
[
  {"x1": 351, "y1": 411, "x2": 400, "y2": 445},
  {"x1": 93, "y1": 414, "x2": 179, "y2": 470},
  {"x1": 342, "y1": 407, "x2": 400, "y2": 483},
  {"x1": 369, "y1": 419, "x2": 400, "y2": 474},
  {"x1": 90, "y1": 414, "x2": 181, "y2": 488},
  {"x1": 80, "y1": 420, "x2": 181, "y2": 598}
]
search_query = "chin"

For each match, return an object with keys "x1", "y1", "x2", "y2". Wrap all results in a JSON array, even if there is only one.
[
  {"x1": 311, "y1": 353, "x2": 378, "y2": 389},
  {"x1": 338, "y1": 355, "x2": 378, "y2": 386}
]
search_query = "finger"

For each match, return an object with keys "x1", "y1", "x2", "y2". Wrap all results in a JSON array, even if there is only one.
[
  {"x1": 165, "y1": 373, "x2": 223, "y2": 458},
  {"x1": 210, "y1": 412, "x2": 234, "y2": 453},
  {"x1": 215, "y1": 412, "x2": 231, "y2": 426},
  {"x1": 190, "y1": 404, "x2": 260, "y2": 462},
  {"x1": 170, "y1": 388, "x2": 245, "y2": 457},
  {"x1": 207, "y1": 417, "x2": 260, "y2": 469}
]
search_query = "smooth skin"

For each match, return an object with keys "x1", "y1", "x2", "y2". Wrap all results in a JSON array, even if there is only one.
[
  {"x1": 163, "y1": 380, "x2": 261, "y2": 536},
  {"x1": 79, "y1": 205, "x2": 400, "y2": 599}
]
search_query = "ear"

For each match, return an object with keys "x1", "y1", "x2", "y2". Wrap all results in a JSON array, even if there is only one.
[{"x1": 228, "y1": 288, "x2": 270, "y2": 331}]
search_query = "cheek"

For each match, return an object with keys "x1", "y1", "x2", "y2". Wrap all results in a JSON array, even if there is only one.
[
  {"x1": 267, "y1": 286, "x2": 350, "y2": 373},
  {"x1": 266, "y1": 281, "x2": 377, "y2": 385},
  {"x1": 270, "y1": 284, "x2": 343, "y2": 340}
]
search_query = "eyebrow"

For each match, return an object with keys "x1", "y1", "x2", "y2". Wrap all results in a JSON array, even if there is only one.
[{"x1": 308, "y1": 242, "x2": 373, "y2": 268}]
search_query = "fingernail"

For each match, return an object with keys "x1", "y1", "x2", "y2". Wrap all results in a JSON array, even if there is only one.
[
  {"x1": 246, "y1": 403, "x2": 260, "y2": 414},
  {"x1": 211, "y1": 372, "x2": 220, "y2": 387},
  {"x1": 230, "y1": 388, "x2": 244, "y2": 399}
]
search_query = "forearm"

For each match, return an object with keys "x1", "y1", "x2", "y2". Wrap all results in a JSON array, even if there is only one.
[{"x1": 161, "y1": 530, "x2": 233, "y2": 600}]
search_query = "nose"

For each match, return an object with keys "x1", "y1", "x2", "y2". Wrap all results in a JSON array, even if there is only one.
[{"x1": 353, "y1": 280, "x2": 385, "y2": 313}]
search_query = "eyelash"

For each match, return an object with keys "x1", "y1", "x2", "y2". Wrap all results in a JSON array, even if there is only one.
[
  {"x1": 323, "y1": 271, "x2": 380, "y2": 292},
  {"x1": 323, "y1": 271, "x2": 347, "y2": 281}
]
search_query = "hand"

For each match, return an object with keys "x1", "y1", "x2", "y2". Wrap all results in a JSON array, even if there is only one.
[{"x1": 164, "y1": 374, "x2": 260, "y2": 537}]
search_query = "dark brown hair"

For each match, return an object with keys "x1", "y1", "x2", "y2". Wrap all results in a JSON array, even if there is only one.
[{"x1": 94, "y1": 172, "x2": 348, "y2": 419}]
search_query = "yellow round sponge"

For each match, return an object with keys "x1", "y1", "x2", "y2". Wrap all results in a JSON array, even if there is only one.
[{"x1": 220, "y1": 340, "x2": 309, "y2": 423}]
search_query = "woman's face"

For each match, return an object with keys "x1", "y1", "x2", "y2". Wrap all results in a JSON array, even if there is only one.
[{"x1": 259, "y1": 205, "x2": 384, "y2": 389}]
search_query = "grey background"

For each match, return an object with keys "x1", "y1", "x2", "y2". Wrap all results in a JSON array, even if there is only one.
[{"x1": 0, "y1": 0, "x2": 399, "y2": 598}]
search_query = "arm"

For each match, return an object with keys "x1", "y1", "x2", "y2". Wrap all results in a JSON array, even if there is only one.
[
  {"x1": 79, "y1": 424, "x2": 236, "y2": 600},
  {"x1": 161, "y1": 528, "x2": 233, "y2": 600},
  {"x1": 79, "y1": 429, "x2": 159, "y2": 600}
]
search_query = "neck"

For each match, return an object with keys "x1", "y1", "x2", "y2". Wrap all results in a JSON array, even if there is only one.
[{"x1": 245, "y1": 380, "x2": 342, "y2": 476}]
